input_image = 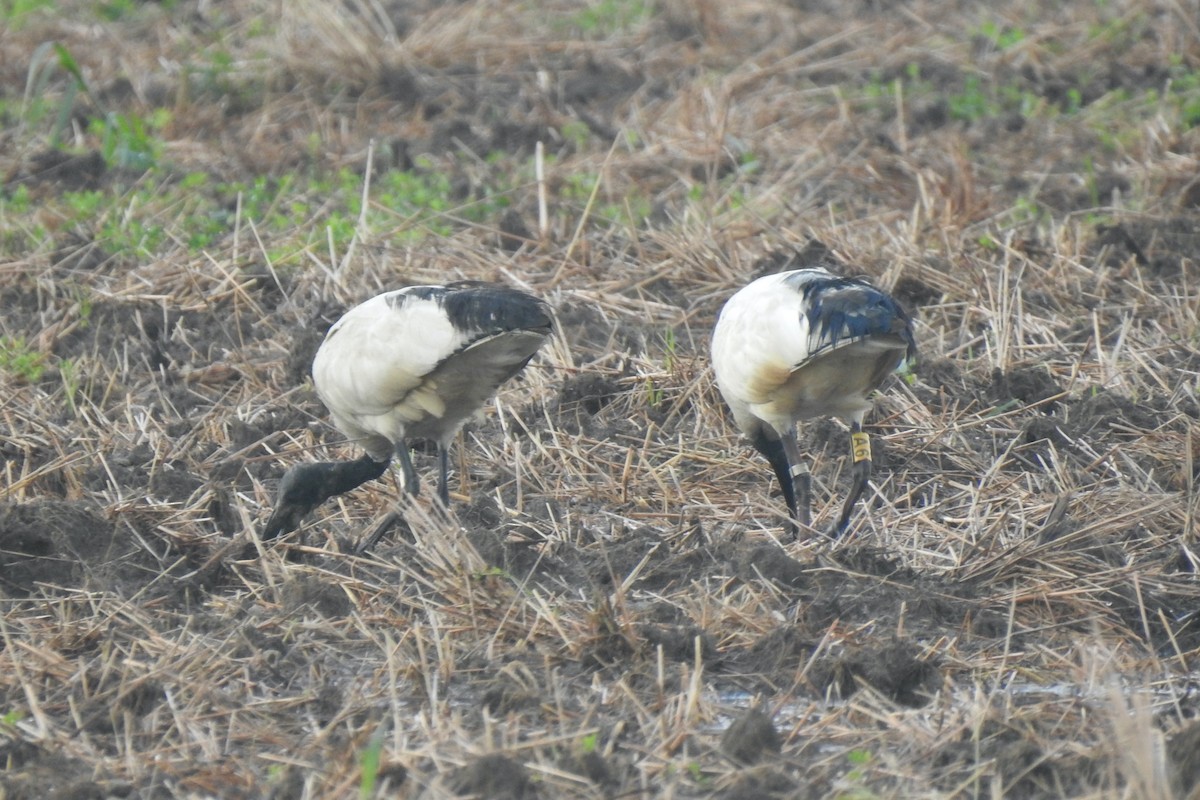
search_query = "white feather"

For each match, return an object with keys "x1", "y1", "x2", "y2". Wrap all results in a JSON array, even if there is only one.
[
  {"x1": 711, "y1": 268, "x2": 910, "y2": 434},
  {"x1": 312, "y1": 286, "x2": 549, "y2": 461}
]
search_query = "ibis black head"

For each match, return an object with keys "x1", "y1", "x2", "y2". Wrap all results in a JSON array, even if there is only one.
[{"x1": 261, "y1": 456, "x2": 389, "y2": 540}]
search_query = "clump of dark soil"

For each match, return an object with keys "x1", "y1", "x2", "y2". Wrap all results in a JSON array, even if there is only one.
[
  {"x1": 809, "y1": 638, "x2": 939, "y2": 707},
  {"x1": 719, "y1": 764, "x2": 805, "y2": 800},
  {"x1": 932, "y1": 717, "x2": 1105, "y2": 798},
  {"x1": 721, "y1": 707, "x2": 782, "y2": 765},
  {"x1": 0, "y1": 501, "x2": 142, "y2": 597},
  {"x1": 0, "y1": 739, "x2": 112, "y2": 800},
  {"x1": 449, "y1": 753, "x2": 535, "y2": 799},
  {"x1": 1169, "y1": 720, "x2": 1200, "y2": 798},
  {"x1": 987, "y1": 365, "x2": 1062, "y2": 410}
]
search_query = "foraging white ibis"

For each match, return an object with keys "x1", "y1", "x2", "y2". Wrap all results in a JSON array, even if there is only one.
[
  {"x1": 262, "y1": 282, "x2": 553, "y2": 549},
  {"x1": 711, "y1": 267, "x2": 915, "y2": 537}
]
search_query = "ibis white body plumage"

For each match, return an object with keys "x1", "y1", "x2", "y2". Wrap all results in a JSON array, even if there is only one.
[
  {"x1": 711, "y1": 268, "x2": 915, "y2": 536},
  {"x1": 263, "y1": 282, "x2": 552, "y2": 547},
  {"x1": 313, "y1": 288, "x2": 551, "y2": 462}
]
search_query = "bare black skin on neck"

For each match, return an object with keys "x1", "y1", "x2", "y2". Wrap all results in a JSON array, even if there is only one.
[{"x1": 261, "y1": 454, "x2": 390, "y2": 540}]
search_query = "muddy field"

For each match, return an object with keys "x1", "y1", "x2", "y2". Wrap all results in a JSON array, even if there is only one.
[{"x1": 2, "y1": 1, "x2": 1200, "y2": 797}]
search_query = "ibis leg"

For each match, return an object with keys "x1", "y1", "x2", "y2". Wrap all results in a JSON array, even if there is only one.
[
  {"x1": 781, "y1": 435, "x2": 811, "y2": 533},
  {"x1": 356, "y1": 442, "x2": 419, "y2": 554},
  {"x1": 751, "y1": 427, "x2": 809, "y2": 536},
  {"x1": 395, "y1": 441, "x2": 420, "y2": 497},
  {"x1": 832, "y1": 422, "x2": 872, "y2": 536},
  {"x1": 436, "y1": 443, "x2": 450, "y2": 508}
]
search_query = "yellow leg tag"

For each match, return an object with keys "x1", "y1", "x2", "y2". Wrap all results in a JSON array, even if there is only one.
[{"x1": 850, "y1": 431, "x2": 872, "y2": 463}]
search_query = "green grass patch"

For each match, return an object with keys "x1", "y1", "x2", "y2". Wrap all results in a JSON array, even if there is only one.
[
  {"x1": 561, "y1": 172, "x2": 651, "y2": 229},
  {"x1": 973, "y1": 20, "x2": 1026, "y2": 50},
  {"x1": 564, "y1": 0, "x2": 652, "y2": 37},
  {"x1": 0, "y1": 0, "x2": 54, "y2": 29},
  {"x1": 0, "y1": 336, "x2": 47, "y2": 382}
]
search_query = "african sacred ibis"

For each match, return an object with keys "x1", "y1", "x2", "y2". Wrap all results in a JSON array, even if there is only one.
[
  {"x1": 262, "y1": 282, "x2": 553, "y2": 549},
  {"x1": 711, "y1": 267, "x2": 915, "y2": 537}
]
